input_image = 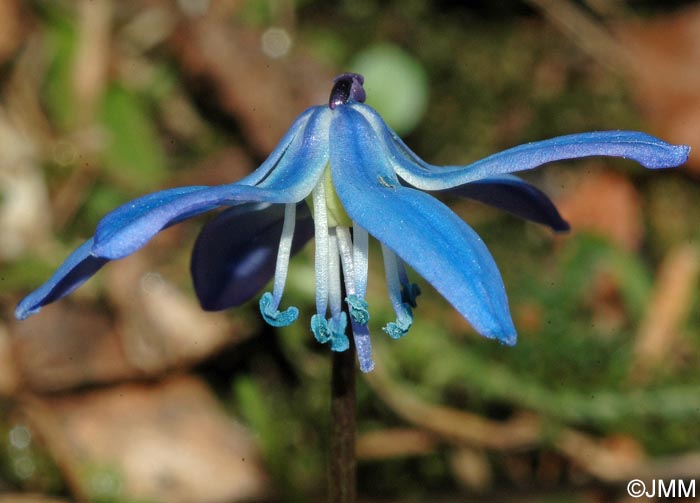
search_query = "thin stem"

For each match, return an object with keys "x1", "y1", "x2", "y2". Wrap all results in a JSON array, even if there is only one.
[{"x1": 329, "y1": 330, "x2": 356, "y2": 503}]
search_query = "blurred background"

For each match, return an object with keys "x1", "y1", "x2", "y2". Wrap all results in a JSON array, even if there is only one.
[{"x1": 1, "y1": 0, "x2": 699, "y2": 502}]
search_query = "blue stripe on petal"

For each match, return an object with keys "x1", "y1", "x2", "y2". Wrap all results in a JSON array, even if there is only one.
[
  {"x1": 256, "y1": 107, "x2": 331, "y2": 193},
  {"x1": 330, "y1": 106, "x2": 516, "y2": 344},
  {"x1": 236, "y1": 107, "x2": 317, "y2": 186},
  {"x1": 93, "y1": 108, "x2": 331, "y2": 260},
  {"x1": 445, "y1": 174, "x2": 570, "y2": 232},
  {"x1": 191, "y1": 202, "x2": 314, "y2": 311},
  {"x1": 15, "y1": 238, "x2": 109, "y2": 320},
  {"x1": 351, "y1": 103, "x2": 689, "y2": 190}
]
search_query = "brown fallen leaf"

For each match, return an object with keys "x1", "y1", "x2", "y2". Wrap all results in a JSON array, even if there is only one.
[
  {"x1": 631, "y1": 243, "x2": 700, "y2": 380},
  {"x1": 0, "y1": 321, "x2": 19, "y2": 396},
  {"x1": 0, "y1": 496, "x2": 71, "y2": 503},
  {"x1": 555, "y1": 167, "x2": 643, "y2": 252},
  {"x1": 12, "y1": 304, "x2": 138, "y2": 392},
  {"x1": 0, "y1": 0, "x2": 24, "y2": 64},
  {"x1": 169, "y1": 7, "x2": 332, "y2": 156},
  {"x1": 22, "y1": 375, "x2": 269, "y2": 503},
  {"x1": 106, "y1": 254, "x2": 253, "y2": 374},
  {"x1": 356, "y1": 428, "x2": 438, "y2": 460},
  {"x1": 618, "y1": 5, "x2": 700, "y2": 172}
]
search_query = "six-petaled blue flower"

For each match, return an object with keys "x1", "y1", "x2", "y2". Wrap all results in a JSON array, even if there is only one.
[{"x1": 15, "y1": 73, "x2": 690, "y2": 372}]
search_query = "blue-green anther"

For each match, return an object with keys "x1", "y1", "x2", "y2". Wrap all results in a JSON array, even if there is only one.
[
  {"x1": 259, "y1": 292, "x2": 299, "y2": 327},
  {"x1": 311, "y1": 314, "x2": 332, "y2": 343},
  {"x1": 331, "y1": 332, "x2": 350, "y2": 352},
  {"x1": 383, "y1": 303, "x2": 413, "y2": 339},
  {"x1": 329, "y1": 313, "x2": 349, "y2": 352},
  {"x1": 401, "y1": 283, "x2": 421, "y2": 308},
  {"x1": 346, "y1": 295, "x2": 370, "y2": 324},
  {"x1": 311, "y1": 313, "x2": 349, "y2": 351}
]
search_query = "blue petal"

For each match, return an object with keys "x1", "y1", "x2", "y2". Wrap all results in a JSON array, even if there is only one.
[
  {"x1": 351, "y1": 103, "x2": 690, "y2": 190},
  {"x1": 445, "y1": 174, "x2": 570, "y2": 232},
  {"x1": 191, "y1": 202, "x2": 314, "y2": 311},
  {"x1": 92, "y1": 107, "x2": 331, "y2": 260},
  {"x1": 235, "y1": 107, "x2": 317, "y2": 186},
  {"x1": 15, "y1": 238, "x2": 109, "y2": 320},
  {"x1": 330, "y1": 106, "x2": 516, "y2": 344}
]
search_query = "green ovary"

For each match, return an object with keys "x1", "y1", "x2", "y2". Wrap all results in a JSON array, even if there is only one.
[{"x1": 308, "y1": 167, "x2": 353, "y2": 228}]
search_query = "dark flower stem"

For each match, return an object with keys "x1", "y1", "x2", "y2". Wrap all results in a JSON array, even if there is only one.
[{"x1": 329, "y1": 329, "x2": 357, "y2": 502}]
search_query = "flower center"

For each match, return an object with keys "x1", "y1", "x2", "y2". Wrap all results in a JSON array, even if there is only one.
[{"x1": 305, "y1": 166, "x2": 352, "y2": 228}]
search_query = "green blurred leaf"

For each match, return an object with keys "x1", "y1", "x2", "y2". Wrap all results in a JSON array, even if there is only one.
[
  {"x1": 351, "y1": 44, "x2": 429, "y2": 135},
  {"x1": 99, "y1": 85, "x2": 168, "y2": 191},
  {"x1": 41, "y1": 3, "x2": 78, "y2": 128}
]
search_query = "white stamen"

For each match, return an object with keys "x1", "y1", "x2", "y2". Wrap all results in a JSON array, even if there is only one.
[
  {"x1": 335, "y1": 226, "x2": 356, "y2": 295},
  {"x1": 381, "y1": 243, "x2": 405, "y2": 315},
  {"x1": 328, "y1": 230, "x2": 342, "y2": 319},
  {"x1": 271, "y1": 203, "x2": 296, "y2": 307},
  {"x1": 312, "y1": 182, "x2": 329, "y2": 315},
  {"x1": 352, "y1": 223, "x2": 369, "y2": 297}
]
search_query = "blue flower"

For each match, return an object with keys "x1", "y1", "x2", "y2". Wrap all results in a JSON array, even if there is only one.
[{"x1": 15, "y1": 73, "x2": 690, "y2": 372}]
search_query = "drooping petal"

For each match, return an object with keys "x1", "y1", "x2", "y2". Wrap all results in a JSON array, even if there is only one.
[
  {"x1": 352, "y1": 103, "x2": 690, "y2": 190},
  {"x1": 445, "y1": 174, "x2": 569, "y2": 232},
  {"x1": 92, "y1": 107, "x2": 331, "y2": 260},
  {"x1": 235, "y1": 107, "x2": 317, "y2": 186},
  {"x1": 14, "y1": 239, "x2": 109, "y2": 320},
  {"x1": 191, "y1": 202, "x2": 314, "y2": 311},
  {"x1": 330, "y1": 106, "x2": 516, "y2": 344}
]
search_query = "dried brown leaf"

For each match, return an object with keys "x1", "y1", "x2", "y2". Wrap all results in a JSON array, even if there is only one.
[
  {"x1": 555, "y1": 168, "x2": 643, "y2": 251},
  {"x1": 619, "y1": 5, "x2": 700, "y2": 172},
  {"x1": 22, "y1": 375, "x2": 269, "y2": 503}
]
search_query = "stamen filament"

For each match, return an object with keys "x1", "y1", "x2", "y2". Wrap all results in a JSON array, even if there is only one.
[
  {"x1": 258, "y1": 203, "x2": 299, "y2": 327},
  {"x1": 312, "y1": 181, "x2": 330, "y2": 316},
  {"x1": 328, "y1": 230, "x2": 349, "y2": 351},
  {"x1": 350, "y1": 320, "x2": 374, "y2": 373},
  {"x1": 381, "y1": 244, "x2": 413, "y2": 339},
  {"x1": 328, "y1": 230, "x2": 342, "y2": 320},
  {"x1": 336, "y1": 226, "x2": 356, "y2": 294},
  {"x1": 352, "y1": 224, "x2": 369, "y2": 297},
  {"x1": 271, "y1": 203, "x2": 296, "y2": 307}
]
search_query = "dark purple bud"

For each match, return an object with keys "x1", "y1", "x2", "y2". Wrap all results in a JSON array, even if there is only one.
[{"x1": 329, "y1": 73, "x2": 366, "y2": 109}]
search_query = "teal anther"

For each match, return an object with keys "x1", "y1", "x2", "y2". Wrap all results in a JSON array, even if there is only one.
[
  {"x1": 346, "y1": 294, "x2": 370, "y2": 324},
  {"x1": 329, "y1": 313, "x2": 349, "y2": 352},
  {"x1": 311, "y1": 314, "x2": 332, "y2": 343},
  {"x1": 382, "y1": 303, "x2": 413, "y2": 339},
  {"x1": 259, "y1": 292, "x2": 299, "y2": 327}
]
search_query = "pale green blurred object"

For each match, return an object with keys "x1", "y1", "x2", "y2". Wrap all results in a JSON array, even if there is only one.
[{"x1": 351, "y1": 44, "x2": 428, "y2": 135}]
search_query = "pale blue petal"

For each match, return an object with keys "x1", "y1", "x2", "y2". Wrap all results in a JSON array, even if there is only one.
[
  {"x1": 15, "y1": 238, "x2": 109, "y2": 320},
  {"x1": 330, "y1": 106, "x2": 516, "y2": 344},
  {"x1": 92, "y1": 108, "x2": 330, "y2": 260},
  {"x1": 235, "y1": 107, "x2": 317, "y2": 186},
  {"x1": 351, "y1": 102, "x2": 690, "y2": 190},
  {"x1": 255, "y1": 107, "x2": 331, "y2": 192},
  {"x1": 445, "y1": 174, "x2": 570, "y2": 232}
]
